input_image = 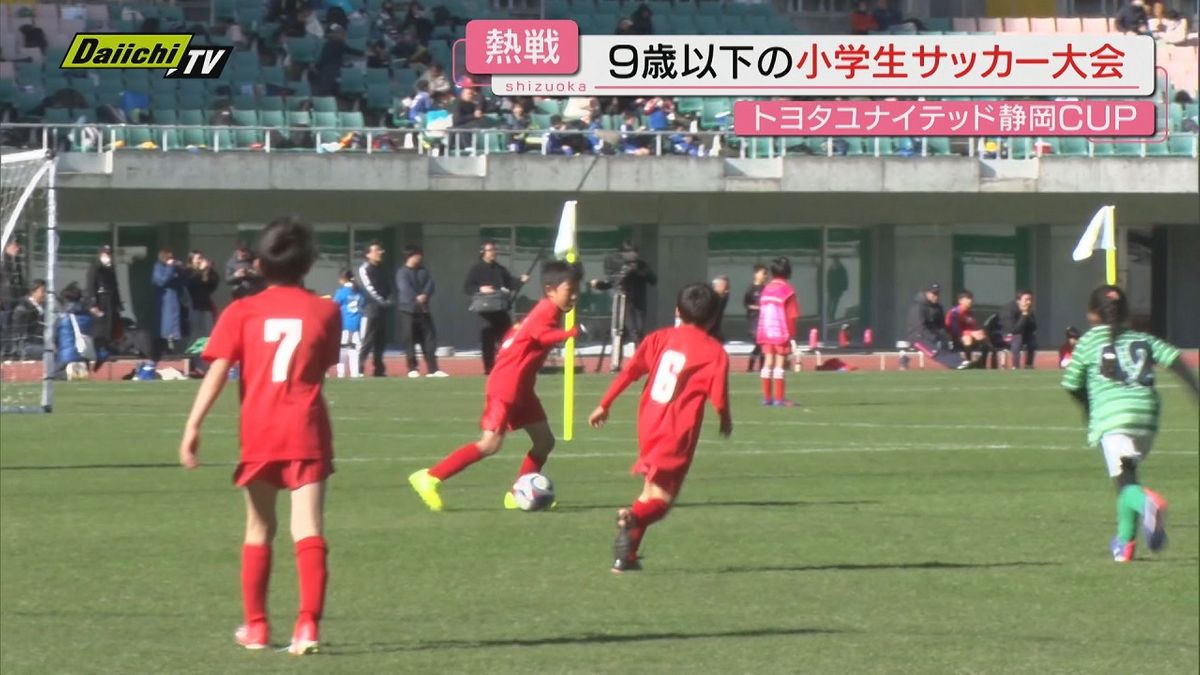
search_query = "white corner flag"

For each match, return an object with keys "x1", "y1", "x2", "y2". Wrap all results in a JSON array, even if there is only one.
[
  {"x1": 556, "y1": 200, "x2": 578, "y2": 441},
  {"x1": 1072, "y1": 205, "x2": 1118, "y2": 285},
  {"x1": 1072, "y1": 205, "x2": 1115, "y2": 261}
]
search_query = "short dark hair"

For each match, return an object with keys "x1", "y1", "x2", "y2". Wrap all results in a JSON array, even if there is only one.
[
  {"x1": 1017, "y1": 289, "x2": 1033, "y2": 299},
  {"x1": 254, "y1": 217, "x2": 317, "y2": 285},
  {"x1": 364, "y1": 239, "x2": 385, "y2": 256},
  {"x1": 404, "y1": 244, "x2": 423, "y2": 259},
  {"x1": 677, "y1": 282, "x2": 719, "y2": 327},
  {"x1": 541, "y1": 259, "x2": 582, "y2": 290},
  {"x1": 29, "y1": 278, "x2": 46, "y2": 292},
  {"x1": 752, "y1": 264, "x2": 767, "y2": 273},
  {"x1": 338, "y1": 268, "x2": 354, "y2": 283},
  {"x1": 769, "y1": 256, "x2": 791, "y2": 280},
  {"x1": 957, "y1": 290, "x2": 974, "y2": 301},
  {"x1": 620, "y1": 239, "x2": 638, "y2": 253},
  {"x1": 61, "y1": 282, "x2": 83, "y2": 303}
]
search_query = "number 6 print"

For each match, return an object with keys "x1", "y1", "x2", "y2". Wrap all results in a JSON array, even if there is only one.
[{"x1": 650, "y1": 350, "x2": 687, "y2": 404}]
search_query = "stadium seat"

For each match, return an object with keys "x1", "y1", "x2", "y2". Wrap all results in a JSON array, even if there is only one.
[
  {"x1": 313, "y1": 111, "x2": 339, "y2": 129},
  {"x1": 1143, "y1": 140, "x2": 1169, "y2": 156},
  {"x1": 1056, "y1": 136, "x2": 1088, "y2": 156},
  {"x1": 233, "y1": 94, "x2": 257, "y2": 110},
  {"x1": 260, "y1": 109, "x2": 285, "y2": 128},
  {"x1": 213, "y1": 128, "x2": 235, "y2": 151},
  {"x1": 179, "y1": 109, "x2": 205, "y2": 126},
  {"x1": 232, "y1": 109, "x2": 259, "y2": 126},
  {"x1": 842, "y1": 137, "x2": 866, "y2": 156},
  {"x1": 259, "y1": 96, "x2": 284, "y2": 111},
  {"x1": 924, "y1": 137, "x2": 953, "y2": 156},
  {"x1": 1167, "y1": 135, "x2": 1197, "y2": 156},
  {"x1": 365, "y1": 83, "x2": 391, "y2": 111},
  {"x1": 286, "y1": 37, "x2": 321, "y2": 66},
  {"x1": 181, "y1": 126, "x2": 208, "y2": 147},
  {"x1": 1112, "y1": 141, "x2": 1142, "y2": 157},
  {"x1": 977, "y1": 18, "x2": 1003, "y2": 32},
  {"x1": 287, "y1": 110, "x2": 313, "y2": 127},
  {"x1": 339, "y1": 111, "x2": 365, "y2": 130},
  {"x1": 126, "y1": 126, "x2": 156, "y2": 148},
  {"x1": 312, "y1": 96, "x2": 337, "y2": 113},
  {"x1": 1081, "y1": 17, "x2": 1109, "y2": 33},
  {"x1": 339, "y1": 68, "x2": 366, "y2": 96},
  {"x1": 1090, "y1": 142, "x2": 1115, "y2": 156},
  {"x1": 235, "y1": 128, "x2": 264, "y2": 149},
  {"x1": 1007, "y1": 137, "x2": 1033, "y2": 159},
  {"x1": 535, "y1": 99, "x2": 562, "y2": 115},
  {"x1": 745, "y1": 137, "x2": 776, "y2": 158},
  {"x1": 951, "y1": 17, "x2": 977, "y2": 31},
  {"x1": 153, "y1": 109, "x2": 178, "y2": 125},
  {"x1": 1002, "y1": 17, "x2": 1029, "y2": 33}
]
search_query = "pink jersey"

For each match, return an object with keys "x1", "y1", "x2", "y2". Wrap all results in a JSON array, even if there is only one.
[{"x1": 756, "y1": 279, "x2": 798, "y2": 345}]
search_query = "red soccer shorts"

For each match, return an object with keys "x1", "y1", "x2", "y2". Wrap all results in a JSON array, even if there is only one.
[
  {"x1": 234, "y1": 459, "x2": 334, "y2": 490},
  {"x1": 632, "y1": 453, "x2": 695, "y2": 498},
  {"x1": 760, "y1": 343, "x2": 791, "y2": 356},
  {"x1": 480, "y1": 395, "x2": 547, "y2": 433}
]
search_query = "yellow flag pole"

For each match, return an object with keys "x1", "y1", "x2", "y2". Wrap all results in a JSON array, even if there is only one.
[
  {"x1": 563, "y1": 250, "x2": 576, "y2": 441},
  {"x1": 1105, "y1": 206, "x2": 1118, "y2": 285}
]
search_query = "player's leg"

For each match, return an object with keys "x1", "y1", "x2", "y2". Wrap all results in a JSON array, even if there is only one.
[
  {"x1": 1127, "y1": 434, "x2": 1168, "y2": 552},
  {"x1": 419, "y1": 314, "x2": 443, "y2": 375},
  {"x1": 358, "y1": 316, "x2": 374, "y2": 375},
  {"x1": 348, "y1": 330, "x2": 362, "y2": 378},
  {"x1": 613, "y1": 478, "x2": 676, "y2": 573},
  {"x1": 287, "y1": 478, "x2": 327, "y2": 655},
  {"x1": 504, "y1": 419, "x2": 556, "y2": 509},
  {"x1": 410, "y1": 425, "x2": 506, "y2": 511},
  {"x1": 399, "y1": 311, "x2": 418, "y2": 376},
  {"x1": 760, "y1": 347, "x2": 775, "y2": 404},
  {"x1": 337, "y1": 330, "x2": 350, "y2": 378},
  {"x1": 1102, "y1": 434, "x2": 1147, "y2": 562},
  {"x1": 238, "y1": 480, "x2": 279, "y2": 649},
  {"x1": 771, "y1": 349, "x2": 792, "y2": 407}
]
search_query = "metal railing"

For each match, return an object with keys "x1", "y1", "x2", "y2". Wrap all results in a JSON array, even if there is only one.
[{"x1": 2, "y1": 122, "x2": 1195, "y2": 160}]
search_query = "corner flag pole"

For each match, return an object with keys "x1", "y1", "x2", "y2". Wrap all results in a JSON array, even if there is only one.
[
  {"x1": 1072, "y1": 205, "x2": 1118, "y2": 286},
  {"x1": 554, "y1": 201, "x2": 579, "y2": 441}
]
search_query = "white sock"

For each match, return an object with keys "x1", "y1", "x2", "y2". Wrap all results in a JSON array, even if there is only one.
[
  {"x1": 348, "y1": 348, "x2": 361, "y2": 377},
  {"x1": 760, "y1": 368, "x2": 771, "y2": 379},
  {"x1": 772, "y1": 367, "x2": 785, "y2": 380}
]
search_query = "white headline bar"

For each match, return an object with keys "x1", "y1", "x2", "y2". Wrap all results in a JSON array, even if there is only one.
[{"x1": 489, "y1": 34, "x2": 1156, "y2": 97}]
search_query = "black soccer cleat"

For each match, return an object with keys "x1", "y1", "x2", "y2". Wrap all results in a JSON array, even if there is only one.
[{"x1": 611, "y1": 508, "x2": 642, "y2": 573}]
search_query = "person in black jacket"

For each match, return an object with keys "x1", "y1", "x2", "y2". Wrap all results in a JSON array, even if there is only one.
[
  {"x1": 742, "y1": 264, "x2": 766, "y2": 372},
  {"x1": 1001, "y1": 289, "x2": 1038, "y2": 369},
  {"x1": 186, "y1": 250, "x2": 220, "y2": 338},
  {"x1": 86, "y1": 245, "x2": 122, "y2": 355},
  {"x1": 0, "y1": 240, "x2": 26, "y2": 338},
  {"x1": 905, "y1": 282, "x2": 953, "y2": 361},
  {"x1": 357, "y1": 240, "x2": 393, "y2": 377},
  {"x1": 601, "y1": 240, "x2": 656, "y2": 347},
  {"x1": 395, "y1": 244, "x2": 445, "y2": 378},
  {"x1": 7, "y1": 279, "x2": 45, "y2": 360},
  {"x1": 710, "y1": 275, "x2": 731, "y2": 342},
  {"x1": 225, "y1": 243, "x2": 266, "y2": 299},
  {"x1": 464, "y1": 241, "x2": 528, "y2": 375}
]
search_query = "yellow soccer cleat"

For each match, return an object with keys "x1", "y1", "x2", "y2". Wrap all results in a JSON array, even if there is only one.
[
  {"x1": 408, "y1": 469, "x2": 444, "y2": 512},
  {"x1": 503, "y1": 491, "x2": 519, "y2": 510}
]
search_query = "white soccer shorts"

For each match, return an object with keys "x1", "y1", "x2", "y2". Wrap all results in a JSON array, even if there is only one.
[
  {"x1": 341, "y1": 329, "x2": 362, "y2": 349},
  {"x1": 1099, "y1": 433, "x2": 1155, "y2": 478}
]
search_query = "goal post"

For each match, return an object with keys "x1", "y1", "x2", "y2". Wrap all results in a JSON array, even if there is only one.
[{"x1": 1, "y1": 149, "x2": 58, "y2": 414}]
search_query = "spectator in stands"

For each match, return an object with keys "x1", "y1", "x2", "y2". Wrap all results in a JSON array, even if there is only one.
[
  {"x1": 1001, "y1": 289, "x2": 1038, "y2": 370},
  {"x1": 872, "y1": 0, "x2": 902, "y2": 31},
  {"x1": 744, "y1": 264, "x2": 767, "y2": 372},
  {"x1": 619, "y1": 111, "x2": 651, "y2": 156},
  {"x1": 357, "y1": 240, "x2": 394, "y2": 377},
  {"x1": 668, "y1": 123, "x2": 705, "y2": 157},
  {"x1": 905, "y1": 282, "x2": 953, "y2": 360},
  {"x1": 631, "y1": 3, "x2": 655, "y2": 35},
  {"x1": 226, "y1": 243, "x2": 265, "y2": 299},
  {"x1": 1115, "y1": 0, "x2": 1150, "y2": 34},
  {"x1": 56, "y1": 283, "x2": 94, "y2": 378},
  {"x1": 417, "y1": 63, "x2": 452, "y2": 95},
  {"x1": 367, "y1": 40, "x2": 391, "y2": 71},
  {"x1": 401, "y1": 1, "x2": 434, "y2": 45},
  {"x1": 314, "y1": 24, "x2": 364, "y2": 97},
  {"x1": 563, "y1": 97, "x2": 597, "y2": 121},
  {"x1": 850, "y1": 1, "x2": 879, "y2": 34},
  {"x1": 710, "y1": 275, "x2": 731, "y2": 343},
  {"x1": 616, "y1": 17, "x2": 636, "y2": 35},
  {"x1": 376, "y1": 0, "x2": 402, "y2": 42},
  {"x1": 409, "y1": 81, "x2": 434, "y2": 123},
  {"x1": 506, "y1": 102, "x2": 532, "y2": 153},
  {"x1": 7, "y1": 279, "x2": 45, "y2": 360},
  {"x1": 464, "y1": 241, "x2": 528, "y2": 375},
  {"x1": 643, "y1": 97, "x2": 674, "y2": 132},
  {"x1": 1149, "y1": 2, "x2": 1187, "y2": 43},
  {"x1": 153, "y1": 248, "x2": 189, "y2": 353},
  {"x1": 574, "y1": 110, "x2": 604, "y2": 154},
  {"x1": 945, "y1": 290, "x2": 990, "y2": 369},
  {"x1": 394, "y1": 245, "x2": 446, "y2": 378},
  {"x1": 545, "y1": 115, "x2": 579, "y2": 155},
  {"x1": 86, "y1": 245, "x2": 121, "y2": 358},
  {"x1": 0, "y1": 239, "x2": 26, "y2": 334},
  {"x1": 186, "y1": 251, "x2": 220, "y2": 339}
]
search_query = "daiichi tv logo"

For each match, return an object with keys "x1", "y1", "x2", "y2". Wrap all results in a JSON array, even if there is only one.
[{"x1": 59, "y1": 34, "x2": 231, "y2": 79}]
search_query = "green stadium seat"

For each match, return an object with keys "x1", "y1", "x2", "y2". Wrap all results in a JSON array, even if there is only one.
[
  {"x1": 233, "y1": 94, "x2": 257, "y2": 110},
  {"x1": 126, "y1": 126, "x2": 156, "y2": 147},
  {"x1": 805, "y1": 137, "x2": 829, "y2": 156},
  {"x1": 676, "y1": 97, "x2": 704, "y2": 116},
  {"x1": 1008, "y1": 137, "x2": 1033, "y2": 159},
  {"x1": 1057, "y1": 137, "x2": 1089, "y2": 156},
  {"x1": 232, "y1": 109, "x2": 259, "y2": 126},
  {"x1": 235, "y1": 128, "x2": 264, "y2": 149},
  {"x1": 1143, "y1": 140, "x2": 1169, "y2": 156},
  {"x1": 842, "y1": 137, "x2": 865, "y2": 155},
  {"x1": 287, "y1": 110, "x2": 313, "y2": 127},
  {"x1": 0, "y1": 79, "x2": 17, "y2": 105},
  {"x1": 339, "y1": 111, "x2": 365, "y2": 130},
  {"x1": 287, "y1": 96, "x2": 313, "y2": 111},
  {"x1": 260, "y1": 110, "x2": 285, "y2": 128},
  {"x1": 530, "y1": 113, "x2": 552, "y2": 130},
  {"x1": 535, "y1": 99, "x2": 562, "y2": 115},
  {"x1": 365, "y1": 68, "x2": 390, "y2": 87},
  {"x1": 365, "y1": 83, "x2": 391, "y2": 111},
  {"x1": 924, "y1": 137, "x2": 952, "y2": 155},
  {"x1": 179, "y1": 109, "x2": 205, "y2": 126},
  {"x1": 213, "y1": 129, "x2": 234, "y2": 151},
  {"x1": 746, "y1": 137, "x2": 776, "y2": 158},
  {"x1": 161, "y1": 129, "x2": 183, "y2": 150},
  {"x1": 339, "y1": 68, "x2": 366, "y2": 96},
  {"x1": 312, "y1": 96, "x2": 337, "y2": 113},
  {"x1": 1167, "y1": 135, "x2": 1197, "y2": 156},
  {"x1": 152, "y1": 109, "x2": 178, "y2": 124},
  {"x1": 285, "y1": 37, "x2": 321, "y2": 66},
  {"x1": 1090, "y1": 142, "x2": 1114, "y2": 156},
  {"x1": 259, "y1": 96, "x2": 284, "y2": 111},
  {"x1": 181, "y1": 127, "x2": 209, "y2": 147},
  {"x1": 1112, "y1": 141, "x2": 1142, "y2": 157},
  {"x1": 313, "y1": 111, "x2": 339, "y2": 129}
]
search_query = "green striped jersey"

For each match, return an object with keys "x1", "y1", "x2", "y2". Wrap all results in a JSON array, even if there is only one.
[{"x1": 1062, "y1": 326, "x2": 1181, "y2": 446}]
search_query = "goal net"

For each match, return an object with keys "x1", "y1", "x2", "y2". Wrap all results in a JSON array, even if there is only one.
[{"x1": 1, "y1": 149, "x2": 57, "y2": 413}]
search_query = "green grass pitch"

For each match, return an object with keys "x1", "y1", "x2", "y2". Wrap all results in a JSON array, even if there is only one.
[{"x1": 1, "y1": 370, "x2": 1197, "y2": 674}]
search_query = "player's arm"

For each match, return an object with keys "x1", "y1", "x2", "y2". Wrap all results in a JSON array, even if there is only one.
[
  {"x1": 357, "y1": 262, "x2": 389, "y2": 306},
  {"x1": 530, "y1": 311, "x2": 579, "y2": 347},
  {"x1": 785, "y1": 294, "x2": 800, "y2": 340},
  {"x1": 1151, "y1": 337, "x2": 1199, "y2": 398},
  {"x1": 1061, "y1": 334, "x2": 1090, "y2": 415},
  {"x1": 710, "y1": 352, "x2": 733, "y2": 437},
  {"x1": 589, "y1": 337, "x2": 653, "y2": 428},
  {"x1": 325, "y1": 308, "x2": 343, "y2": 368},
  {"x1": 179, "y1": 358, "x2": 233, "y2": 469}
]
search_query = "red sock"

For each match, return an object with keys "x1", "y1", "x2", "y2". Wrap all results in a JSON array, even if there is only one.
[
  {"x1": 517, "y1": 452, "x2": 547, "y2": 479},
  {"x1": 429, "y1": 442, "x2": 485, "y2": 481},
  {"x1": 241, "y1": 543, "x2": 271, "y2": 627},
  {"x1": 628, "y1": 498, "x2": 671, "y2": 560},
  {"x1": 774, "y1": 375, "x2": 786, "y2": 401},
  {"x1": 760, "y1": 373, "x2": 772, "y2": 401},
  {"x1": 294, "y1": 536, "x2": 328, "y2": 625}
]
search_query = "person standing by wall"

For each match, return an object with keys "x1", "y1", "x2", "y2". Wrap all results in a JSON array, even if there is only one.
[
  {"x1": 395, "y1": 244, "x2": 446, "y2": 378},
  {"x1": 357, "y1": 240, "x2": 393, "y2": 377},
  {"x1": 0, "y1": 239, "x2": 27, "y2": 345},
  {"x1": 464, "y1": 241, "x2": 528, "y2": 375},
  {"x1": 226, "y1": 243, "x2": 266, "y2": 300},
  {"x1": 187, "y1": 250, "x2": 220, "y2": 339},
  {"x1": 153, "y1": 248, "x2": 189, "y2": 353},
  {"x1": 743, "y1": 264, "x2": 766, "y2": 372},
  {"x1": 86, "y1": 245, "x2": 122, "y2": 357},
  {"x1": 8, "y1": 279, "x2": 46, "y2": 360},
  {"x1": 709, "y1": 275, "x2": 731, "y2": 343}
]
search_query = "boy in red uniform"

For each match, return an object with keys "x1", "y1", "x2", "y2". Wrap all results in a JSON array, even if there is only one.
[
  {"x1": 408, "y1": 260, "x2": 581, "y2": 511},
  {"x1": 589, "y1": 283, "x2": 732, "y2": 573},
  {"x1": 178, "y1": 218, "x2": 341, "y2": 655}
]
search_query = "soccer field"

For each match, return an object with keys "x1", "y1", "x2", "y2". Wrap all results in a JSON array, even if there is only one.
[{"x1": 1, "y1": 371, "x2": 1197, "y2": 674}]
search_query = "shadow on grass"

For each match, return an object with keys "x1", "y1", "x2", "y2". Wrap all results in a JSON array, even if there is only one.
[
  {"x1": 0, "y1": 462, "x2": 197, "y2": 471},
  {"x1": 712, "y1": 560, "x2": 1059, "y2": 574},
  {"x1": 332, "y1": 625, "x2": 844, "y2": 655},
  {"x1": 546, "y1": 499, "x2": 880, "y2": 514}
]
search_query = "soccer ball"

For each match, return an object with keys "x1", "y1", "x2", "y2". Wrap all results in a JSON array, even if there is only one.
[{"x1": 511, "y1": 473, "x2": 555, "y2": 511}]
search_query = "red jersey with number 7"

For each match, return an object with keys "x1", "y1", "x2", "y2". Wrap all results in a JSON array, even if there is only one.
[
  {"x1": 202, "y1": 285, "x2": 342, "y2": 462},
  {"x1": 599, "y1": 324, "x2": 731, "y2": 470}
]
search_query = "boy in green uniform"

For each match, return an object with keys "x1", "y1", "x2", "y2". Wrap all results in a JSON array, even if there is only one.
[{"x1": 1062, "y1": 285, "x2": 1199, "y2": 562}]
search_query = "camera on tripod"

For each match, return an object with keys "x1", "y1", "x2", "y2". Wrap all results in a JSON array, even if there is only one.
[{"x1": 598, "y1": 244, "x2": 642, "y2": 292}]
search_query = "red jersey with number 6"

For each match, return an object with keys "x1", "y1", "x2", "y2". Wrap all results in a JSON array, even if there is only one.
[
  {"x1": 599, "y1": 324, "x2": 731, "y2": 470},
  {"x1": 202, "y1": 285, "x2": 342, "y2": 462}
]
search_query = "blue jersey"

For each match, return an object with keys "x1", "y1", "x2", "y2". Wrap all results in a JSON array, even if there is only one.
[{"x1": 332, "y1": 283, "x2": 365, "y2": 333}]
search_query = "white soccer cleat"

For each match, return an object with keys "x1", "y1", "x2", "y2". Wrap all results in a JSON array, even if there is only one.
[{"x1": 426, "y1": 371, "x2": 449, "y2": 378}]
